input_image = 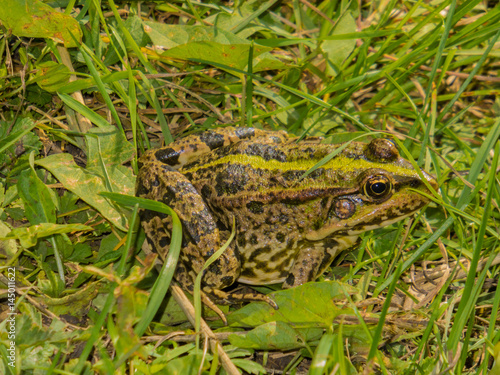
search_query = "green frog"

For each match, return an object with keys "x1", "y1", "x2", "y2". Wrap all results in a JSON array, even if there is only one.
[{"x1": 136, "y1": 127, "x2": 438, "y2": 308}]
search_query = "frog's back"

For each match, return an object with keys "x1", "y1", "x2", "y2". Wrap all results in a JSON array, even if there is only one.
[{"x1": 138, "y1": 127, "x2": 292, "y2": 170}]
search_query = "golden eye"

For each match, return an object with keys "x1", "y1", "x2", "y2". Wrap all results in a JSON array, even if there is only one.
[{"x1": 364, "y1": 175, "x2": 392, "y2": 198}]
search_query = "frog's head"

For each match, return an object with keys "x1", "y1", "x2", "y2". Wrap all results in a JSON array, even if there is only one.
[{"x1": 305, "y1": 138, "x2": 438, "y2": 241}]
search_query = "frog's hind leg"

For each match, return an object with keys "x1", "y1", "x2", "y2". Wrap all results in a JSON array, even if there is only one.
[{"x1": 136, "y1": 161, "x2": 241, "y2": 290}]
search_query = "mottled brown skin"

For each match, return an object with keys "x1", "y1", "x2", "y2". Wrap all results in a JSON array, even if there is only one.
[{"x1": 136, "y1": 127, "x2": 438, "y2": 307}]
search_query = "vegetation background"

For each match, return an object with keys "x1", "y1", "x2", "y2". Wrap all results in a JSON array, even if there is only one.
[{"x1": 0, "y1": 0, "x2": 499, "y2": 374}]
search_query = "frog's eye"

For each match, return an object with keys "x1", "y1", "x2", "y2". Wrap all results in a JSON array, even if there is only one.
[{"x1": 364, "y1": 175, "x2": 392, "y2": 199}]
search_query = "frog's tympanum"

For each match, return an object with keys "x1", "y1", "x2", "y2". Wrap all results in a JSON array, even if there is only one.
[{"x1": 136, "y1": 127, "x2": 438, "y2": 308}]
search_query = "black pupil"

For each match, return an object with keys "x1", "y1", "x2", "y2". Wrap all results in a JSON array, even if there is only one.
[{"x1": 371, "y1": 182, "x2": 387, "y2": 195}]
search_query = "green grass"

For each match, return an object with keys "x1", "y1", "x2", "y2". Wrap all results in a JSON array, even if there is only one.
[{"x1": 0, "y1": 0, "x2": 499, "y2": 374}]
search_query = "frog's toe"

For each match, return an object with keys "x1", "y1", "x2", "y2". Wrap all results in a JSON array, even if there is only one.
[{"x1": 208, "y1": 287, "x2": 279, "y2": 310}]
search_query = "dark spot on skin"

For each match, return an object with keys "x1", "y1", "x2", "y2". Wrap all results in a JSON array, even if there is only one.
[
  {"x1": 278, "y1": 214, "x2": 289, "y2": 224},
  {"x1": 323, "y1": 238, "x2": 339, "y2": 249},
  {"x1": 307, "y1": 262, "x2": 318, "y2": 280},
  {"x1": 162, "y1": 190, "x2": 176, "y2": 205},
  {"x1": 201, "y1": 185, "x2": 211, "y2": 198},
  {"x1": 241, "y1": 267, "x2": 257, "y2": 279},
  {"x1": 237, "y1": 235, "x2": 247, "y2": 248},
  {"x1": 158, "y1": 236, "x2": 171, "y2": 248},
  {"x1": 282, "y1": 198, "x2": 304, "y2": 205},
  {"x1": 146, "y1": 237, "x2": 155, "y2": 248},
  {"x1": 221, "y1": 276, "x2": 234, "y2": 287},
  {"x1": 214, "y1": 166, "x2": 248, "y2": 196},
  {"x1": 269, "y1": 246, "x2": 290, "y2": 263},
  {"x1": 276, "y1": 232, "x2": 285, "y2": 243},
  {"x1": 313, "y1": 219, "x2": 323, "y2": 230},
  {"x1": 182, "y1": 209, "x2": 217, "y2": 244},
  {"x1": 200, "y1": 131, "x2": 225, "y2": 150},
  {"x1": 247, "y1": 246, "x2": 271, "y2": 263},
  {"x1": 269, "y1": 136, "x2": 283, "y2": 143},
  {"x1": 155, "y1": 148, "x2": 181, "y2": 165},
  {"x1": 246, "y1": 201, "x2": 264, "y2": 214},
  {"x1": 235, "y1": 127, "x2": 256, "y2": 139},
  {"x1": 318, "y1": 253, "x2": 333, "y2": 271},
  {"x1": 243, "y1": 144, "x2": 288, "y2": 162},
  {"x1": 285, "y1": 273, "x2": 295, "y2": 287},
  {"x1": 282, "y1": 170, "x2": 303, "y2": 181},
  {"x1": 308, "y1": 169, "x2": 324, "y2": 179},
  {"x1": 207, "y1": 262, "x2": 222, "y2": 277},
  {"x1": 249, "y1": 234, "x2": 259, "y2": 245},
  {"x1": 141, "y1": 209, "x2": 168, "y2": 224}
]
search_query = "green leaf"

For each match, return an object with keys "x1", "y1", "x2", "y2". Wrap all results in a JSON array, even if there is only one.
[
  {"x1": 36, "y1": 126, "x2": 135, "y2": 231},
  {"x1": 0, "y1": 223, "x2": 91, "y2": 248},
  {"x1": 161, "y1": 353, "x2": 205, "y2": 375},
  {"x1": 227, "y1": 281, "x2": 358, "y2": 328},
  {"x1": 0, "y1": 0, "x2": 82, "y2": 48},
  {"x1": 144, "y1": 22, "x2": 285, "y2": 73},
  {"x1": 85, "y1": 126, "x2": 135, "y2": 170},
  {"x1": 321, "y1": 11, "x2": 357, "y2": 76},
  {"x1": 229, "y1": 321, "x2": 322, "y2": 350},
  {"x1": 230, "y1": 358, "x2": 267, "y2": 375},
  {"x1": 32, "y1": 61, "x2": 71, "y2": 93},
  {"x1": 17, "y1": 168, "x2": 58, "y2": 225},
  {"x1": 36, "y1": 153, "x2": 130, "y2": 231},
  {"x1": 0, "y1": 221, "x2": 17, "y2": 260},
  {"x1": 144, "y1": 23, "x2": 248, "y2": 48}
]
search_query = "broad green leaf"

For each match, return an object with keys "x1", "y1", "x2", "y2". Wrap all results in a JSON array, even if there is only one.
[
  {"x1": 162, "y1": 353, "x2": 206, "y2": 375},
  {"x1": 32, "y1": 61, "x2": 71, "y2": 93},
  {"x1": 205, "y1": 0, "x2": 276, "y2": 38},
  {"x1": 144, "y1": 23, "x2": 247, "y2": 48},
  {"x1": 0, "y1": 221, "x2": 17, "y2": 260},
  {"x1": 164, "y1": 42, "x2": 283, "y2": 73},
  {"x1": 144, "y1": 23, "x2": 285, "y2": 72},
  {"x1": 0, "y1": 0, "x2": 82, "y2": 48},
  {"x1": 0, "y1": 223, "x2": 91, "y2": 248},
  {"x1": 36, "y1": 127, "x2": 134, "y2": 231},
  {"x1": 321, "y1": 11, "x2": 357, "y2": 76},
  {"x1": 17, "y1": 168, "x2": 58, "y2": 225},
  {"x1": 227, "y1": 281, "x2": 358, "y2": 328},
  {"x1": 85, "y1": 126, "x2": 135, "y2": 169},
  {"x1": 229, "y1": 321, "x2": 322, "y2": 350},
  {"x1": 36, "y1": 154, "x2": 131, "y2": 231},
  {"x1": 230, "y1": 359, "x2": 267, "y2": 375}
]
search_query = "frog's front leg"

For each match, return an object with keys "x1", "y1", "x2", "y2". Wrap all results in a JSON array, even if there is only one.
[
  {"x1": 283, "y1": 236, "x2": 359, "y2": 288},
  {"x1": 137, "y1": 160, "x2": 240, "y2": 290}
]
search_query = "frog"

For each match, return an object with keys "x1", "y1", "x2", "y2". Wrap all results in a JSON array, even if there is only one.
[{"x1": 136, "y1": 127, "x2": 438, "y2": 308}]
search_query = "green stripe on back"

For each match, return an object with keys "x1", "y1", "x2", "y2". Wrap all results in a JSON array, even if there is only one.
[{"x1": 183, "y1": 154, "x2": 420, "y2": 179}]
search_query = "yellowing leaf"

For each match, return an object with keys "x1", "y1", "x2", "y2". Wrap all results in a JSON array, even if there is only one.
[{"x1": 0, "y1": 0, "x2": 82, "y2": 48}]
